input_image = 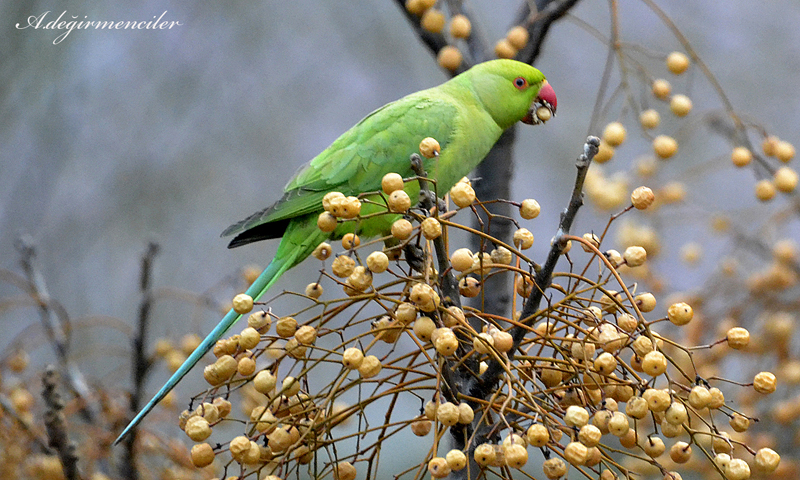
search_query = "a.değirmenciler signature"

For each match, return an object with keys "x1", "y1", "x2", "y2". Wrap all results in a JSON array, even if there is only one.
[{"x1": 16, "y1": 11, "x2": 182, "y2": 45}]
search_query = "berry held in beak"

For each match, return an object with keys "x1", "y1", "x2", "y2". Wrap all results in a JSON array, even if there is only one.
[{"x1": 523, "y1": 81, "x2": 557, "y2": 125}]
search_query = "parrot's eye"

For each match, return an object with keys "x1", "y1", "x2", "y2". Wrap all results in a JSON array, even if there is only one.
[{"x1": 513, "y1": 77, "x2": 528, "y2": 90}]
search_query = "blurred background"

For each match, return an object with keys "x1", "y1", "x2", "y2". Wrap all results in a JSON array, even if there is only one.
[{"x1": 2, "y1": 0, "x2": 799, "y2": 466}]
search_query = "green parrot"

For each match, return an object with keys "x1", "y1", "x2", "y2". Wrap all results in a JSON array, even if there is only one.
[{"x1": 114, "y1": 59, "x2": 556, "y2": 444}]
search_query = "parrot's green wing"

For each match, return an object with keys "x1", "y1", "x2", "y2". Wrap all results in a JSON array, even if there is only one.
[{"x1": 222, "y1": 93, "x2": 460, "y2": 247}]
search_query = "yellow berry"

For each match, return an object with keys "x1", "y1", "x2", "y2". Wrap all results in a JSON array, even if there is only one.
[
  {"x1": 473, "y1": 443, "x2": 496, "y2": 467},
  {"x1": 410, "y1": 282, "x2": 435, "y2": 306},
  {"x1": 726, "y1": 327, "x2": 750, "y2": 349},
  {"x1": 405, "y1": 0, "x2": 425, "y2": 15},
  {"x1": 670, "y1": 441, "x2": 692, "y2": 464},
  {"x1": 639, "y1": 109, "x2": 661, "y2": 129},
  {"x1": 472, "y1": 332, "x2": 494, "y2": 354},
  {"x1": 237, "y1": 356, "x2": 256, "y2": 376},
  {"x1": 232, "y1": 293, "x2": 253, "y2": 314},
  {"x1": 594, "y1": 140, "x2": 614, "y2": 163},
  {"x1": 593, "y1": 352, "x2": 617, "y2": 375},
  {"x1": 687, "y1": 385, "x2": 711, "y2": 410},
  {"x1": 536, "y1": 105, "x2": 552, "y2": 121},
  {"x1": 317, "y1": 212, "x2": 337, "y2": 232},
  {"x1": 358, "y1": 355, "x2": 382, "y2": 378},
  {"x1": 564, "y1": 405, "x2": 590, "y2": 427},
  {"x1": 381, "y1": 172, "x2": 404, "y2": 194},
  {"x1": 248, "y1": 311, "x2": 271, "y2": 331},
  {"x1": 253, "y1": 370, "x2": 276, "y2": 394},
  {"x1": 776, "y1": 140, "x2": 795, "y2": 162},
  {"x1": 729, "y1": 413, "x2": 750, "y2": 432},
  {"x1": 185, "y1": 416, "x2": 212, "y2": 441},
  {"x1": 437, "y1": 45, "x2": 463, "y2": 71},
  {"x1": 653, "y1": 135, "x2": 678, "y2": 159},
  {"x1": 578, "y1": 424, "x2": 602, "y2": 448},
  {"x1": 275, "y1": 316, "x2": 297, "y2": 338},
  {"x1": 458, "y1": 276, "x2": 480, "y2": 297},
  {"x1": 342, "y1": 347, "x2": 364, "y2": 369},
  {"x1": 336, "y1": 461, "x2": 357, "y2": 480},
  {"x1": 669, "y1": 94, "x2": 692, "y2": 116},
  {"x1": 435, "y1": 401, "x2": 459, "y2": 426},
  {"x1": 603, "y1": 121, "x2": 627, "y2": 147},
  {"x1": 203, "y1": 355, "x2": 237, "y2": 386},
  {"x1": 312, "y1": 242, "x2": 332, "y2": 260},
  {"x1": 753, "y1": 371, "x2": 777, "y2": 394},
  {"x1": 366, "y1": 251, "x2": 389, "y2": 273},
  {"x1": 295, "y1": 325, "x2": 317, "y2": 345},
  {"x1": 411, "y1": 416, "x2": 432, "y2": 436},
  {"x1": 419, "y1": 136, "x2": 441, "y2": 158},
  {"x1": 623, "y1": 245, "x2": 647, "y2": 267},
  {"x1": 387, "y1": 190, "x2": 411, "y2": 212},
  {"x1": 331, "y1": 255, "x2": 356, "y2": 278},
  {"x1": 506, "y1": 26, "x2": 529, "y2": 49},
  {"x1": 666, "y1": 52, "x2": 690, "y2": 74},
  {"x1": 471, "y1": 251, "x2": 492, "y2": 275},
  {"x1": 428, "y1": 457, "x2": 451, "y2": 478},
  {"x1": 341, "y1": 233, "x2": 360, "y2": 249},
  {"x1": 762, "y1": 135, "x2": 780, "y2": 156},
  {"x1": 281, "y1": 375, "x2": 301, "y2": 396},
  {"x1": 526, "y1": 423, "x2": 549, "y2": 447},
  {"x1": 449, "y1": 14, "x2": 472, "y2": 38},
  {"x1": 347, "y1": 265, "x2": 373, "y2": 292},
  {"x1": 652, "y1": 79, "x2": 672, "y2": 99},
  {"x1": 191, "y1": 443, "x2": 215, "y2": 467},
  {"x1": 450, "y1": 247, "x2": 473, "y2": 272},
  {"x1": 631, "y1": 186, "x2": 655, "y2": 210},
  {"x1": 433, "y1": 329, "x2": 459, "y2": 356},
  {"x1": 542, "y1": 457, "x2": 566, "y2": 479},
  {"x1": 774, "y1": 166, "x2": 798, "y2": 192},
  {"x1": 450, "y1": 181, "x2": 476, "y2": 207},
  {"x1": 393, "y1": 302, "x2": 417, "y2": 326},
  {"x1": 520, "y1": 198, "x2": 541, "y2": 219},
  {"x1": 491, "y1": 330, "x2": 513, "y2": 353},
  {"x1": 322, "y1": 191, "x2": 345, "y2": 213},
  {"x1": 494, "y1": 38, "x2": 517, "y2": 59},
  {"x1": 731, "y1": 147, "x2": 752, "y2": 167},
  {"x1": 607, "y1": 411, "x2": 630, "y2": 437},
  {"x1": 563, "y1": 441, "x2": 588, "y2": 466},
  {"x1": 421, "y1": 9, "x2": 445, "y2": 33},
  {"x1": 421, "y1": 217, "x2": 442, "y2": 239},
  {"x1": 504, "y1": 443, "x2": 528, "y2": 468},
  {"x1": 513, "y1": 228, "x2": 534, "y2": 250},
  {"x1": 304, "y1": 282, "x2": 323, "y2": 298},
  {"x1": 635, "y1": 292, "x2": 657, "y2": 312},
  {"x1": 581, "y1": 232, "x2": 600, "y2": 252},
  {"x1": 413, "y1": 315, "x2": 435, "y2": 341},
  {"x1": 664, "y1": 402, "x2": 688, "y2": 425},
  {"x1": 754, "y1": 447, "x2": 781, "y2": 474},
  {"x1": 391, "y1": 218, "x2": 414, "y2": 240},
  {"x1": 708, "y1": 387, "x2": 725, "y2": 409},
  {"x1": 667, "y1": 302, "x2": 693, "y2": 325},
  {"x1": 446, "y1": 449, "x2": 467, "y2": 470},
  {"x1": 754, "y1": 179, "x2": 776, "y2": 201},
  {"x1": 491, "y1": 246, "x2": 513, "y2": 265}
]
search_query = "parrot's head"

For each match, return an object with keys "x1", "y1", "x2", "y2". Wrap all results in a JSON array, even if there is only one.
[{"x1": 466, "y1": 59, "x2": 557, "y2": 130}]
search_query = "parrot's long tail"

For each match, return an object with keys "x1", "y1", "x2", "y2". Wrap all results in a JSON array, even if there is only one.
[{"x1": 113, "y1": 246, "x2": 299, "y2": 445}]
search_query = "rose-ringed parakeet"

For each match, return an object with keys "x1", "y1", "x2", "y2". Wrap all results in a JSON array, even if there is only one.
[{"x1": 114, "y1": 59, "x2": 556, "y2": 444}]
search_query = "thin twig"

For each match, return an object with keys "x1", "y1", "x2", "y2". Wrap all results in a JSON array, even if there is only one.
[
  {"x1": 15, "y1": 235, "x2": 97, "y2": 422},
  {"x1": 42, "y1": 365, "x2": 82, "y2": 480},
  {"x1": 119, "y1": 241, "x2": 160, "y2": 480}
]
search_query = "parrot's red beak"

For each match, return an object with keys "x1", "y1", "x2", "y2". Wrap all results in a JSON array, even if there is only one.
[{"x1": 522, "y1": 81, "x2": 557, "y2": 125}]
